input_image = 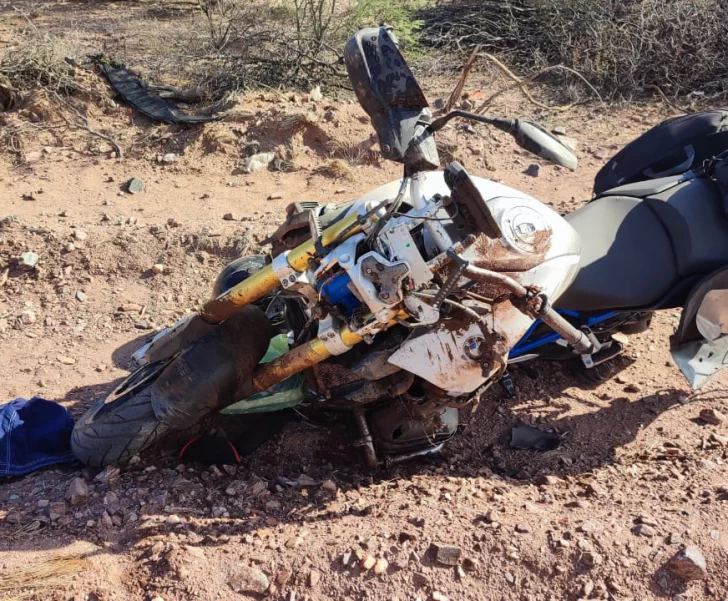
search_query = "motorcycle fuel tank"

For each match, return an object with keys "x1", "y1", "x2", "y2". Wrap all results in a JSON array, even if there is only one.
[{"x1": 355, "y1": 172, "x2": 582, "y2": 394}]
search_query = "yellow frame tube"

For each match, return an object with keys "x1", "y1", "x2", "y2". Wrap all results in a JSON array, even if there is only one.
[
  {"x1": 252, "y1": 313, "x2": 406, "y2": 393},
  {"x1": 200, "y1": 212, "x2": 362, "y2": 323}
]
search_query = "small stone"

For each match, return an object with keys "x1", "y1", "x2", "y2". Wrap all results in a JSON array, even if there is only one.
[
  {"x1": 265, "y1": 500, "x2": 281, "y2": 511},
  {"x1": 20, "y1": 310, "x2": 37, "y2": 326},
  {"x1": 525, "y1": 163, "x2": 540, "y2": 177},
  {"x1": 166, "y1": 514, "x2": 181, "y2": 525},
  {"x1": 19, "y1": 252, "x2": 40, "y2": 270},
  {"x1": 462, "y1": 557, "x2": 479, "y2": 572},
  {"x1": 624, "y1": 383, "x2": 642, "y2": 393},
  {"x1": 582, "y1": 552, "x2": 603, "y2": 568},
  {"x1": 161, "y1": 153, "x2": 177, "y2": 164},
  {"x1": 515, "y1": 523, "x2": 531, "y2": 534},
  {"x1": 65, "y1": 243, "x2": 75, "y2": 252},
  {"x1": 430, "y1": 542, "x2": 462, "y2": 566},
  {"x1": 119, "y1": 303, "x2": 142, "y2": 313},
  {"x1": 103, "y1": 491, "x2": 120, "y2": 514},
  {"x1": 636, "y1": 514, "x2": 659, "y2": 527},
  {"x1": 321, "y1": 479, "x2": 337, "y2": 495},
  {"x1": 127, "y1": 178, "x2": 146, "y2": 194},
  {"x1": 585, "y1": 482, "x2": 605, "y2": 497},
  {"x1": 374, "y1": 558, "x2": 388, "y2": 575},
  {"x1": 552, "y1": 125, "x2": 567, "y2": 135},
  {"x1": 66, "y1": 477, "x2": 89, "y2": 505},
  {"x1": 309, "y1": 85, "x2": 323, "y2": 102},
  {"x1": 668, "y1": 532, "x2": 683, "y2": 545},
  {"x1": 342, "y1": 550, "x2": 352, "y2": 566},
  {"x1": 212, "y1": 506, "x2": 228, "y2": 518},
  {"x1": 537, "y1": 475, "x2": 563, "y2": 486},
  {"x1": 484, "y1": 509, "x2": 498, "y2": 523},
  {"x1": 362, "y1": 555, "x2": 377, "y2": 570},
  {"x1": 75, "y1": 290, "x2": 87, "y2": 303},
  {"x1": 308, "y1": 569, "x2": 320, "y2": 587},
  {"x1": 505, "y1": 571, "x2": 515, "y2": 584},
  {"x1": 94, "y1": 465, "x2": 120, "y2": 484},
  {"x1": 223, "y1": 213, "x2": 237, "y2": 221},
  {"x1": 57, "y1": 355, "x2": 76, "y2": 365},
  {"x1": 275, "y1": 568, "x2": 292, "y2": 586},
  {"x1": 633, "y1": 524, "x2": 656, "y2": 537},
  {"x1": 700, "y1": 408, "x2": 725, "y2": 425},
  {"x1": 151, "y1": 263, "x2": 165, "y2": 275},
  {"x1": 242, "y1": 152, "x2": 276, "y2": 174},
  {"x1": 37, "y1": 499, "x2": 49, "y2": 508},
  {"x1": 228, "y1": 567, "x2": 270, "y2": 595},
  {"x1": 73, "y1": 230, "x2": 88, "y2": 241},
  {"x1": 49, "y1": 501, "x2": 66, "y2": 521},
  {"x1": 432, "y1": 593, "x2": 449, "y2": 601},
  {"x1": 666, "y1": 546, "x2": 707, "y2": 581},
  {"x1": 267, "y1": 192, "x2": 283, "y2": 201}
]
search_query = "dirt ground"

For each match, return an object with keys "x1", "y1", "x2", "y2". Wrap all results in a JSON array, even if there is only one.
[{"x1": 1, "y1": 2, "x2": 728, "y2": 601}]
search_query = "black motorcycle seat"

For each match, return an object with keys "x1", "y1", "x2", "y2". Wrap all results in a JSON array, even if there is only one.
[{"x1": 557, "y1": 178, "x2": 728, "y2": 311}]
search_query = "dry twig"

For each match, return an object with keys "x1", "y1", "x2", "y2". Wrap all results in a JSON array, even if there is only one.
[{"x1": 50, "y1": 91, "x2": 123, "y2": 159}]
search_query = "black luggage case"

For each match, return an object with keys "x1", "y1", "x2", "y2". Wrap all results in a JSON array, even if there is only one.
[{"x1": 594, "y1": 109, "x2": 728, "y2": 195}]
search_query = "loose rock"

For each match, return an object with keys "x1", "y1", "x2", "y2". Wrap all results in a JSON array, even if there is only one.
[
  {"x1": 95, "y1": 466, "x2": 120, "y2": 484},
  {"x1": 19, "y1": 252, "x2": 39, "y2": 270},
  {"x1": 242, "y1": 152, "x2": 276, "y2": 174},
  {"x1": 430, "y1": 542, "x2": 462, "y2": 566},
  {"x1": 666, "y1": 546, "x2": 707, "y2": 581},
  {"x1": 66, "y1": 477, "x2": 89, "y2": 505},
  {"x1": 700, "y1": 408, "x2": 725, "y2": 426},
  {"x1": 127, "y1": 178, "x2": 146, "y2": 194},
  {"x1": 633, "y1": 524, "x2": 656, "y2": 537},
  {"x1": 374, "y1": 558, "x2": 388, "y2": 575},
  {"x1": 228, "y1": 567, "x2": 270, "y2": 595},
  {"x1": 525, "y1": 164, "x2": 540, "y2": 177},
  {"x1": 362, "y1": 555, "x2": 377, "y2": 570}
]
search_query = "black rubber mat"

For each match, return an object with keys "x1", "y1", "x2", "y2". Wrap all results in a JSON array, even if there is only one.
[{"x1": 101, "y1": 64, "x2": 221, "y2": 124}]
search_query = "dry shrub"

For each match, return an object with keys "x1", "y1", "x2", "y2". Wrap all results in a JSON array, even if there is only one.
[
  {"x1": 327, "y1": 138, "x2": 380, "y2": 166},
  {"x1": 420, "y1": 0, "x2": 728, "y2": 100},
  {"x1": 0, "y1": 33, "x2": 82, "y2": 97},
  {"x1": 319, "y1": 157, "x2": 354, "y2": 179},
  {"x1": 0, "y1": 552, "x2": 89, "y2": 601}
]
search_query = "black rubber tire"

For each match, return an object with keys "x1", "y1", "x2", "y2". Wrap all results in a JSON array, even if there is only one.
[
  {"x1": 72, "y1": 307, "x2": 272, "y2": 467},
  {"x1": 71, "y1": 363, "x2": 171, "y2": 467},
  {"x1": 212, "y1": 255, "x2": 266, "y2": 297}
]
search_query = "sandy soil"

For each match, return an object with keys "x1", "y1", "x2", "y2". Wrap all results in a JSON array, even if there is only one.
[{"x1": 1, "y1": 2, "x2": 728, "y2": 601}]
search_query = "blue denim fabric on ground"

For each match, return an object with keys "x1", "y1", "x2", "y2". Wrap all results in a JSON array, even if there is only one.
[{"x1": 0, "y1": 397, "x2": 77, "y2": 477}]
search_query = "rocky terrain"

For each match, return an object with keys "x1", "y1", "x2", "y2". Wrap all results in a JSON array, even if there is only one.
[{"x1": 1, "y1": 2, "x2": 728, "y2": 601}]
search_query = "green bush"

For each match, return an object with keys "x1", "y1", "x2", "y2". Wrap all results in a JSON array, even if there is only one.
[{"x1": 343, "y1": 0, "x2": 433, "y2": 56}]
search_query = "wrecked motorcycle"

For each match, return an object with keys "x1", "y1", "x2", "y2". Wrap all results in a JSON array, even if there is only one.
[{"x1": 72, "y1": 27, "x2": 728, "y2": 468}]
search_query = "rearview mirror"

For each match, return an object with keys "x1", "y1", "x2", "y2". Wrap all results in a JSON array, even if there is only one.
[{"x1": 511, "y1": 120, "x2": 578, "y2": 171}]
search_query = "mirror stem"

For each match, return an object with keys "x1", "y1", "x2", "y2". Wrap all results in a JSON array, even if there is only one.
[{"x1": 428, "y1": 110, "x2": 516, "y2": 134}]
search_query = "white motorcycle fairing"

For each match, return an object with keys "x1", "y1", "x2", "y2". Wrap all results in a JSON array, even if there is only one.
[{"x1": 348, "y1": 172, "x2": 583, "y2": 395}]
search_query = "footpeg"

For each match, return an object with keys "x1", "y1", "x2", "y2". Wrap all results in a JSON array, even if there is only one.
[{"x1": 581, "y1": 342, "x2": 623, "y2": 369}]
